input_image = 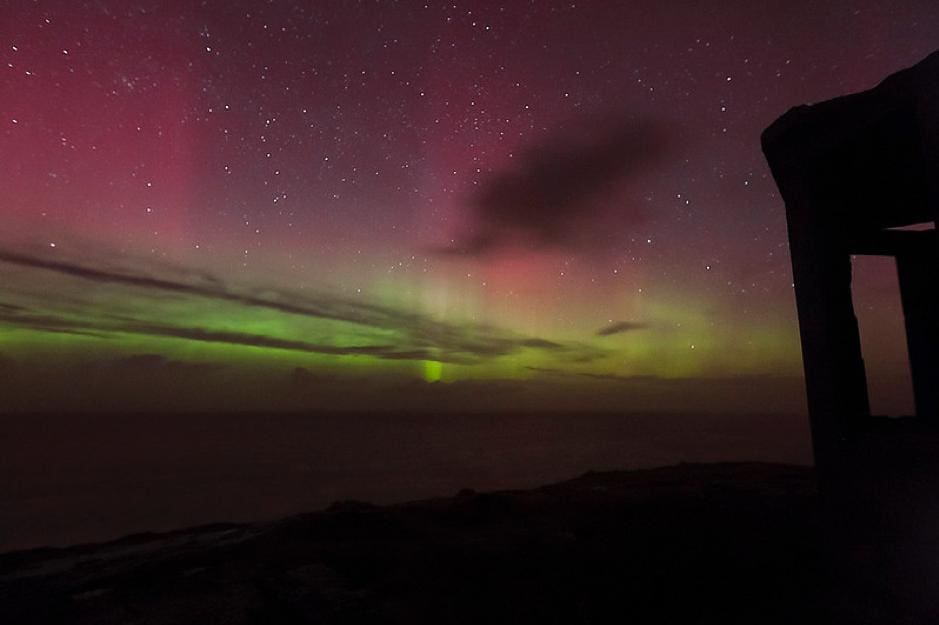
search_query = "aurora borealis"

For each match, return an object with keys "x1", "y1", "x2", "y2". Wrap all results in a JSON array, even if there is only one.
[{"x1": 2, "y1": 0, "x2": 938, "y2": 413}]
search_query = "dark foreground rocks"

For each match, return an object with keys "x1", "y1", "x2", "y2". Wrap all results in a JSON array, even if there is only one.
[{"x1": 0, "y1": 462, "x2": 846, "y2": 624}]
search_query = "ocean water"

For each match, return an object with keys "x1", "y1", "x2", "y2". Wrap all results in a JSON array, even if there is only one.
[{"x1": 0, "y1": 411, "x2": 812, "y2": 552}]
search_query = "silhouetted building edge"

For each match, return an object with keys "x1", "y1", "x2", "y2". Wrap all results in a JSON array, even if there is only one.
[{"x1": 762, "y1": 49, "x2": 939, "y2": 482}]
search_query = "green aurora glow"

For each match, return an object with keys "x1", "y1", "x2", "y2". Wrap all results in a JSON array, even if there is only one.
[{"x1": 0, "y1": 245, "x2": 805, "y2": 413}]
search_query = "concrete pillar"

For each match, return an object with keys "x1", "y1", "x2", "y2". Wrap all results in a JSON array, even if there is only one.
[{"x1": 896, "y1": 244, "x2": 939, "y2": 419}]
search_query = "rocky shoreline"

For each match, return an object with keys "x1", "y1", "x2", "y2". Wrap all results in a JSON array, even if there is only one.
[{"x1": 0, "y1": 462, "x2": 829, "y2": 624}]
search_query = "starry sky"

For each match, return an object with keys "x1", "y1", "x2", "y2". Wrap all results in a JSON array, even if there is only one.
[{"x1": 1, "y1": 0, "x2": 937, "y2": 414}]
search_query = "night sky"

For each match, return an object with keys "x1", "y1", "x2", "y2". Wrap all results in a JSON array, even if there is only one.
[{"x1": 2, "y1": 0, "x2": 937, "y2": 414}]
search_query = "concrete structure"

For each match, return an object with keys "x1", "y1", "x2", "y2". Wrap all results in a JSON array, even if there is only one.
[{"x1": 762, "y1": 51, "x2": 939, "y2": 481}]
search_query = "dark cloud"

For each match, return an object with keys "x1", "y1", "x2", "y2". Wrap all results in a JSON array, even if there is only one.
[
  {"x1": 524, "y1": 366, "x2": 568, "y2": 376},
  {"x1": 0, "y1": 308, "x2": 448, "y2": 363},
  {"x1": 113, "y1": 319, "x2": 567, "y2": 364},
  {"x1": 525, "y1": 366, "x2": 660, "y2": 382},
  {"x1": 578, "y1": 372, "x2": 662, "y2": 382},
  {"x1": 521, "y1": 338, "x2": 563, "y2": 349},
  {"x1": 0, "y1": 307, "x2": 113, "y2": 339},
  {"x1": 0, "y1": 249, "x2": 602, "y2": 363},
  {"x1": 446, "y1": 118, "x2": 671, "y2": 255},
  {"x1": 596, "y1": 321, "x2": 648, "y2": 337},
  {"x1": 115, "y1": 354, "x2": 173, "y2": 369},
  {"x1": 111, "y1": 354, "x2": 225, "y2": 374},
  {"x1": 0, "y1": 301, "x2": 592, "y2": 367},
  {"x1": 0, "y1": 249, "x2": 377, "y2": 326}
]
